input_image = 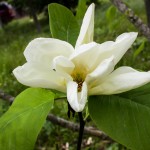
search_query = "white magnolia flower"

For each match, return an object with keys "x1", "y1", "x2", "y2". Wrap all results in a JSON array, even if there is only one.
[{"x1": 13, "y1": 4, "x2": 150, "y2": 112}]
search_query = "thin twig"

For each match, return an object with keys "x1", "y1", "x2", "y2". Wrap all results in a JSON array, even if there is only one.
[
  {"x1": 0, "y1": 89, "x2": 110, "y2": 140},
  {"x1": 110, "y1": 0, "x2": 150, "y2": 41}
]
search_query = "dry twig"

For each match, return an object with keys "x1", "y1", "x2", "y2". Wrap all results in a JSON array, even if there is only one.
[{"x1": 47, "y1": 114, "x2": 110, "y2": 140}]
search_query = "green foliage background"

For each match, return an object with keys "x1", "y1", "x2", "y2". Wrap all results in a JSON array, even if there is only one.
[{"x1": 0, "y1": 0, "x2": 150, "y2": 149}]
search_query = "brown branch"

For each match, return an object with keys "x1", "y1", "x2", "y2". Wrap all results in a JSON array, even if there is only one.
[
  {"x1": 47, "y1": 114, "x2": 110, "y2": 140},
  {"x1": 0, "y1": 89, "x2": 110, "y2": 140},
  {"x1": 110, "y1": 0, "x2": 150, "y2": 41}
]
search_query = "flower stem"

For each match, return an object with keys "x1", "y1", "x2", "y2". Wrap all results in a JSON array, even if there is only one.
[{"x1": 77, "y1": 112, "x2": 85, "y2": 150}]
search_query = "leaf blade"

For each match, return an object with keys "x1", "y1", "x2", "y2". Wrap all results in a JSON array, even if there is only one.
[
  {"x1": 76, "y1": 0, "x2": 87, "y2": 25},
  {"x1": 88, "y1": 84, "x2": 150, "y2": 150},
  {"x1": 0, "y1": 88, "x2": 54, "y2": 150},
  {"x1": 48, "y1": 3, "x2": 80, "y2": 46}
]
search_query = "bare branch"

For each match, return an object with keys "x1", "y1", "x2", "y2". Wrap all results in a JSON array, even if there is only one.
[
  {"x1": 110, "y1": 0, "x2": 150, "y2": 41},
  {"x1": 47, "y1": 114, "x2": 110, "y2": 140},
  {"x1": 0, "y1": 89, "x2": 111, "y2": 140}
]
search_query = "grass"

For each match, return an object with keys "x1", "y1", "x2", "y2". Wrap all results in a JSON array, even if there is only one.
[{"x1": 0, "y1": 1, "x2": 150, "y2": 149}]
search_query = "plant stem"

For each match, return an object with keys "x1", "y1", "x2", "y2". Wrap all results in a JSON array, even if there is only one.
[{"x1": 77, "y1": 112, "x2": 85, "y2": 150}]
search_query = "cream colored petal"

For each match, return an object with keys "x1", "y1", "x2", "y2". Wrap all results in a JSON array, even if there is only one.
[
  {"x1": 112, "y1": 32, "x2": 138, "y2": 64},
  {"x1": 71, "y1": 33, "x2": 137, "y2": 73},
  {"x1": 89, "y1": 67, "x2": 150, "y2": 95},
  {"x1": 52, "y1": 56, "x2": 75, "y2": 81},
  {"x1": 71, "y1": 42, "x2": 99, "y2": 72},
  {"x1": 67, "y1": 81, "x2": 88, "y2": 112},
  {"x1": 85, "y1": 56, "x2": 114, "y2": 87},
  {"x1": 71, "y1": 42, "x2": 97, "y2": 59},
  {"x1": 75, "y1": 3, "x2": 95, "y2": 48},
  {"x1": 24, "y1": 38, "x2": 74, "y2": 67},
  {"x1": 13, "y1": 62, "x2": 66, "y2": 92},
  {"x1": 95, "y1": 32, "x2": 138, "y2": 65}
]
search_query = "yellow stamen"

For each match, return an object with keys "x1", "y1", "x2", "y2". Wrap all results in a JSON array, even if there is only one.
[{"x1": 71, "y1": 66, "x2": 87, "y2": 92}]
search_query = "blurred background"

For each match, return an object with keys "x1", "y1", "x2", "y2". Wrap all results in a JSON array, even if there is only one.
[{"x1": 0, "y1": 0, "x2": 150, "y2": 149}]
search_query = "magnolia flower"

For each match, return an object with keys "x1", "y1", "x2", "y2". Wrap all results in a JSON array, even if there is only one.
[{"x1": 13, "y1": 4, "x2": 150, "y2": 112}]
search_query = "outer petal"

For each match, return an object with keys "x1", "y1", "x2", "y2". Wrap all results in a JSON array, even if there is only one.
[
  {"x1": 75, "y1": 3, "x2": 95, "y2": 48},
  {"x1": 89, "y1": 67, "x2": 150, "y2": 95},
  {"x1": 72, "y1": 33, "x2": 137, "y2": 72},
  {"x1": 52, "y1": 56, "x2": 75, "y2": 80},
  {"x1": 13, "y1": 62, "x2": 66, "y2": 92},
  {"x1": 24, "y1": 38, "x2": 74, "y2": 67},
  {"x1": 112, "y1": 32, "x2": 138, "y2": 64},
  {"x1": 94, "y1": 32, "x2": 137, "y2": 66},
  {"x1": 67, "y1": 81, "x2": 88, "y2": 112},
  {"x1": 85, "y1": 56, "x2": 114, "y2": 87}
]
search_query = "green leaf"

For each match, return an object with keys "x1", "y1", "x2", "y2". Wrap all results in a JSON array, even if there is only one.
[
  {"x1": 106, "y1": 6, "x2": 116, "y2": 23},
  {"x1": 76, "y1": 0, "x2": 87, "y2": 25},
  {"x1": 88, "y1": 83, "x2": 150, "y2": 150},
  {"x1": 133, "y1": 40, "x2": 145, "y2": 60},
  {"x1": 48, "y1": 3, "x2": 80, "y2": 46},
  {"x1": 0, "y1": 88, "x2": 54, "y2": 150}
]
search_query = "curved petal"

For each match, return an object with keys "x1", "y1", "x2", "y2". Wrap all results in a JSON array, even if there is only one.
[
  {"x1": 85, "y1": 56, "x2": 115, "y2": 87},
  {"x1": 112, "y1": 32, "x2": 138, "y2": 64},
  {"x1": 24, "y1": 38, "x2": 74, "y2": 67},
  {"x1": 89, "y1": 67, "x2": 150, "y2": 95},
  {"x1": 71, "y1": 42, "x2": 99, "y2": 72},
  {"x1": 13, "y1": 62, "x2": 66, "y2": 92},
  {"x1": 67, "y1": 81, "x2": 88, "y2": 112},
  {"x1": 95, "y1": 32, "x2": 138, "y2": 65},
  {"x1": 52, "y1": 56, "x2": 75, "y2": 80},
  {"x1": 71, "y1": 32, "x2": 137, "y2": 73},
  {"x1": 75, "y1": 3, "x2": 95, "y2": 48},
  {"x1": 71, "y1": 42, "x2": 97, "y2": 59}
]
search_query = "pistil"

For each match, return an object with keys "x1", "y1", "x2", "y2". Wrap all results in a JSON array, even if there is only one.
[{"x1": 77, "y1": 81, "x2": 83, "y2": 92}]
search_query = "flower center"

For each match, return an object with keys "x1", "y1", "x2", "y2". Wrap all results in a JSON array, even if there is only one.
[{"x1": 71, "y1": 66, "x2": 87, "y2": 92}]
